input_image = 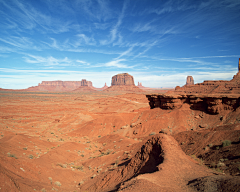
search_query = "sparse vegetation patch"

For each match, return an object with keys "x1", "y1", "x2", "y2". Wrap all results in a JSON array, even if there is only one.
[{"x1": 222, "y1": 140, "x2": 231, "y2": 147}]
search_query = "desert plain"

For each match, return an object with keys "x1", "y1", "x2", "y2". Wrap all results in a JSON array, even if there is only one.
[{"x1": 0, "y1": 88, "x2": 240, "y2": 192}]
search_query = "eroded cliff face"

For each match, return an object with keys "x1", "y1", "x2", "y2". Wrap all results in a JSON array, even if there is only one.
[
  {"x1": 175, "y1": 77, "x2": 240, "y2": 94},
  {"x1": 39, "y1": 80, "x2": 92, "y2": 88},
  {"x1": 186, "y1": 76, "x2": 194, "y2": 86},
  {"x1": 146, "y1": 94, "x2": 240, "y2": 114},
  {"x1": 111, "y1": 73, "x2": 134, "y2": 86},
  {"x1": 105, "y1": 73, "x2": 144, "y2": 92},
  {"x1": 174, "y1": 60, "x2": 240, "y2": 94},
  {"x1": 27, "y1": 80, "x2": 93, "y2": 91}
]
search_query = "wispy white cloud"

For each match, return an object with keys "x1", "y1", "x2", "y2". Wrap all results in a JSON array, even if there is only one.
[
  {"x1": 144, "y1": 55, "x2": 240, "y2": 67},
  {"x1": 147, "y1": 0, "x2": 196, "y2": 16},
  {"x1": 0, "y1": 0, "x2": 72, "y2": 34},
  {"x1": 134, "y1": 41, "x2": 157, "y2": 58},
  {"x1": 110, "y1": 6, "x2": 124, "y2": 42},
  {"x1": 100, "y1": 0, "x2": 127, "y2": 45},
  {"x1": 75, "y1": 34, "x2": 96, "y2": 46},
  {"x1": 41, "y1": 38, "x2": 61, "y2": 50},
  {"x1": 116, "y1": 46, "x2": 134, "y2": 59},
  {"x1": 75, "y1": 0, "x2": 112, "y2": 22},
  {"x1": 93, "y1": 57, "x2": 136, "y2": 69},
  {"x1": 0, "y1": 68, "x2": 75, "y2": 73},
  {"x1": 23, "y1": 54, "x2": 73, "y2": 67},
  {"x1": 66, "y1": 48, "x2": 120, "y2": 55},
  {"x1": 0, "y1": 45, "x2": 15, "y2": 53},
  {"x1": 76, "y1": 60, "x2": 90, "y2": 66},
  {"x1": 104, "y1": 59, "x2": 133, "y2": 68},
  {"x1": 0, "y1": 36, "x2": 40, "y2": 50},
  {"x1": 94, "y1": 22, "x2": 110, "y2": 30},
  {"x1": 193, "y1": 55, "x2": 240, "y2": 59},
  {"x1": 131, "y1": 19, "x2": 177, "y2": 35}
]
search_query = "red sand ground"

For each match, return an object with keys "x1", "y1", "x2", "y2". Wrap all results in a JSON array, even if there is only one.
[{"x1": 0, "y1": 90, "x2": 240, "y2": 191}]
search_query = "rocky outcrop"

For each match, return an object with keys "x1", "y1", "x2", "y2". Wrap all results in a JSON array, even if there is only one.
[
  {"x1": 80, "y1": 79, "x2": 91, "y2": 86},
  {"x1": 186, "y1": 76, "x2": 194, "y2": 86},
  {"x1": 172, "y1": 59, "x2": 240, "y2": 94},
  {"x1": 111, "y1": 73, "x2": 134, "y2": 86},
  {"x1": 146, "y1": 94, "x2": 240, "y2": 114},
  {"x1": 105, "y1": 73, "x2": 144, "y2": 92},
  {"x1": 27, "y1": 79, "x2": 93, "y2": 92},
  {"x1": 39, "y1": 80, "x2": 92, "y2": 88},
  {"x1": 174, "y1": 79, "x2": 240, "y2": 94}
]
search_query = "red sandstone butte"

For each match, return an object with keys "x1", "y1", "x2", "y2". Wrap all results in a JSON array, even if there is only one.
[
  {"x1": 186, "y1": 76, "x2": 194, "y2": 86},
  {"x1": 105, "y1": 73, "x2": 144, "y2": 92},
  {"x1": 111, "y1": 73, "x2": 134, "y2": 86},
  {"x1": 25, "y1": 79, "x2": 93, "y2": 92},
  {"x1": 173, "y1": 59, "x2": 240, "y2": 94}
]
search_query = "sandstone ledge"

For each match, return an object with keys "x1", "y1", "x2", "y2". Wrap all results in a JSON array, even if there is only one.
[{"x1": 146, "y1": 94, "x2": 240, "y2": 114}]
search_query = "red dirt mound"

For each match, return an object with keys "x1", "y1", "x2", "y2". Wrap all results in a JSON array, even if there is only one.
[{"x1": 79, "y1": 134, "x2": 214, "y2": 192}]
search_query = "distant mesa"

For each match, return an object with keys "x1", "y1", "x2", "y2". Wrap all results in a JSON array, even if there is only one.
[
  {"x1": 137, "y1": 81, "x2": 149, "y2": 90},
  {"x1": 147, "y1": 59, "x2": 240, "y2": 114},
  {"x1": 111, "y1": 73, "x2": 134, "y2": 86},
  {"x1": 136, "y1": 81, "x2": 173, "y2": 92},
  {"x1": 25, "y1": 79, "x2": 107, "y2": 92},
  {"x1": 80, "y1": 79, "x2": 91, "y2": 86},
  {"x1": 174, "y1": 58, "x2": 240, "y2": 94},
  {"x1": 186, "y1": 76, "x2": 194, "y2": 86},
  {"x1": 105, "y1": 73, "x2": 144, "y2": 92}
]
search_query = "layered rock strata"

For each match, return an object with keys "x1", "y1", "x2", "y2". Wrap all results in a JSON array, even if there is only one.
[
  {"x1": 175, "y1": 79, "x2": 240, "y2": 94},
  {"x1": 173, "y1": 59, "x2": 240, "y2": 94},
  {"x1": 27, "y1": 79, "x2": 93, "y2": 91},
  {"x1": 39, "y1": 80, "x2": 92, "y2": 88},
  {"x1": 146, "y1": 94, "x2": 240, "y2": 114},
  {"x1": 186, "y1": 76, "x2": 194, "y2": 86},
  {"x1": 105, "y1": 73, "x2": 144, "y2": 92},
  {"x1": 111, "y1": 73, "x2": 134, "y2": 86}
]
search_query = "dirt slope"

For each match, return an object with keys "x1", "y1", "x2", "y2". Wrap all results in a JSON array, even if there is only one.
[{"x1": 0, "y1": 91, "x2": 240, "y2": 191}]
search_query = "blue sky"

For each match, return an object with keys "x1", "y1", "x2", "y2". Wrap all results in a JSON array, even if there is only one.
[{"x1": 0, "y1": 0, "x2": 240, "y2": 89}]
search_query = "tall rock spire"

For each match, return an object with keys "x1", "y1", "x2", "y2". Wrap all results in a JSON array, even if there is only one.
[{"x1": 186, "y1": 76, "x2": 194, "y2": 86}]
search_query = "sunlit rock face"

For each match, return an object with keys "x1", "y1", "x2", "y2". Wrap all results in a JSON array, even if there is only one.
[
  {"x1": 173, "y1": 59, "x2": 240, "y2": 94},
  {"x1": 146, "y1": 94, "x2": 240, "y2": 114},
  {"x1": 111, "y1": 73, "x2": 135, "y2": 86},
  {"x1": 186, "y1": 76, "x2": 194, "y2": 86},
  {"x1": 27, "y1": 79, "x2": 93, "y2": 91},
  {"x1": 104, "y1": 73, "x2": 143, "y2": 92}
]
